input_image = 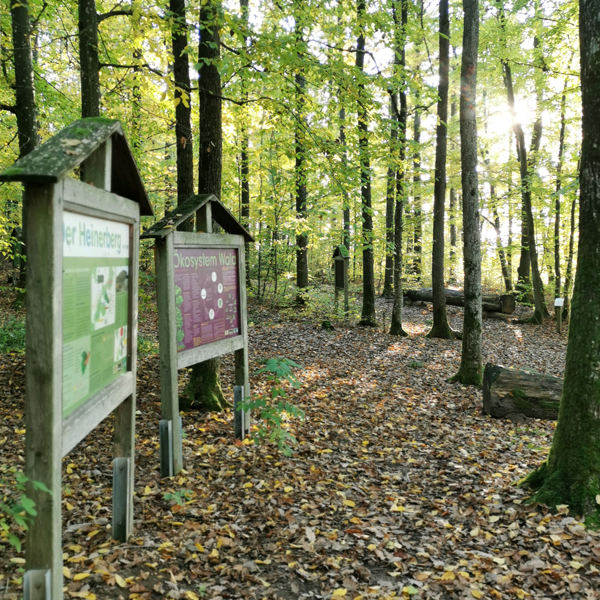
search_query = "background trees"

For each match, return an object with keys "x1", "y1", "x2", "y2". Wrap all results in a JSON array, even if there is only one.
[{"x1": 0, "y1": 0, "x2": 582, "y2": 320}]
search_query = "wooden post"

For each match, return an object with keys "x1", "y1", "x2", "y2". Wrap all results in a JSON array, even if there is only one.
[
  {"x1": 24, "y1": 182, "x2": 64, "y2": 599},
  {"x1": 155, "y1": 234, "x2": 183, "y2": 475},
  {"x1": 197, "y1": 202, "x2": 212, "y2": 234},
  {"x1": 235, "y1": 243, "x2": 250, "y2": 437},
  {"x1": 234, "y1": 385, "x2": 245, "y2": 440},
  {"x1": 555, "y1": 298, "x2": 564, "y2": 334},
  {"x1": 81, "y1": 139, "x2": 112, "y2": 189}
]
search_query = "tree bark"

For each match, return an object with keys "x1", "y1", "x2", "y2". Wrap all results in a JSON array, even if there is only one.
[
  {"x1": 294, "y1": 1, "x2": 308, "y2": 292},
  {"x1": 521, "y1": 1, "x2": 600, "y2": 518},
  {"x1": 554, "y1": 83, "x2": 567, "y2": 301},
  {"x1": 562, "y1": 194, "x2": 577, "y2": 319},
  {"x1": 451, "y1": 0, "x2": 481, "y2": 385},
  {"x1": 493, "y1": 207, "x2": 512, "y2": 292},
  {"x1": 382, "y1": 97, "x2": 397, "y2": 299},
  {"x1": 11, "y1": 0, "x2": 38, "y2": 296},
  {"x1": 426, "y1": 0, "x2": 454, "y2": 339},
  {"x1": 448, "y1": 95, "x2": 458, "y2": 283},
  {"x1": 79, "y1": 0, "x2": 101, "y2": 118},
  {"x1": 186, "y1": 0, "x2": 228, "y2": 413},
  {"x1": 483, "y1": 364, "x2": 561, "y2": 421},
  {"x1": 239, "y1": 0, "x2": 250, "y2": 283},
  {"x1": 389, "y1": 0, "x2": 408, "y2": 336},
  {"x1": 171, "y1": 0, "x2": 194, "y2": 226},
  {"x1": 356, "y1": 0, "x2": 376, "y2": 326},
  {"x1": 412, "y1": 94, "x2": 422, "y2": 281},
  {"x1": 405, "y1": 288, "x2": 515, "y2": 314}
]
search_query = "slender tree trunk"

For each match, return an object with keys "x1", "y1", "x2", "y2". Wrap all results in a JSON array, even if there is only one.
[
  {"x1": 493, "y1": 206, "x2": 512, "y2": 292},
  {"x1": 239, "y1": 0, "x2": 250, "y2": 284},
  {"x1": 389, "y1": 0, "x2": 408, "y2": 336},
  {"x1": 382, "y1": 97, "x2": 397, "y2": 298},
  {"x1": 412, "y1": 98, "x2": 422, "y2": 280},
  {"x1": 448, "y1": 95, "x2": 458, "y2": 283},
  {"x1": 521, "y1": 1, "x2": 600, "y2": 518},
  {"x1": 11, "y1": 0, "x2": 38, "y2": 296},
  {"x1": 185, "y1": 0, "x2": 228, "y2": 412},
  {"x1": 451, "y1": 0, "x2": 480, "y2": 384},
  {"x1": 356, "y1": 0, "x2": 376, "y2": 326},
  {"x1": 339, "y1": 106, "x2": 350, "y2": 252},
  {"x1": 79, "y1": 0, "x2": 101, "y2": 118},
  {"x1": 554, "y1": 84, "x2": 567, "y2": 300},
  {"x1": 427, "y1": 0, "x2": 454, "y2": 339},
  {"x1": 171, "y1": 0, "x2": 194, "y2": 230},
  {"x1": 294, "y1": 3, "x2": 308, "y2": 293},
  {"x1": 563, "y1": 194, "x2": 577, "y2": 320},
  {"x1": 504, "y1": 60, "x2": 548, "y2": 322}
]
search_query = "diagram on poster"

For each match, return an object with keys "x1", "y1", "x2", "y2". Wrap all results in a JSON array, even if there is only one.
[
  {"x1": 173, "y1": 247, "x2": 240, "y2": 352},
  {"x1": 62, "y1": 212, "x2": 130, "y2": 417}
]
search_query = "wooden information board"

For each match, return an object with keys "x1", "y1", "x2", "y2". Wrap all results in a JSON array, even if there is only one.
[
  {"x1": 0, "y1": 118, "x2": 152, "y2": 600},
  {"x1": 142, "y1": 195, "x2": 253, "y2": 477}
]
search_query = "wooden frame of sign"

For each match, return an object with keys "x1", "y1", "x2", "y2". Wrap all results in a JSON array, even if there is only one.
[
  {"x1": 142, "y1": 195, "x2": 254, "y2": 477},
  {"x1": 0, "y1": 118, "x2": 153, "y2": 600}
]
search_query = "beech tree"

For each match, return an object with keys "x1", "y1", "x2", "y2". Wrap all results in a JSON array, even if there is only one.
[
  {"x1": 451, "y1": 0, "x2": 481, "y2": 385},
  {"x1": 183, "y1": 0, "x2": 229, "y2": 412},
  {"x1": 521, "y1": 0, "x2": 600, "y2": 521},
  {"x1": 427, "y1": 0, "x2": 454, "y2": 339}
]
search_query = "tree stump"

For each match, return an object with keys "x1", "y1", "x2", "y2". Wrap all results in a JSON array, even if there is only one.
[{"x1": 482, "y1": 363, "x2": 562, "y2": 420}]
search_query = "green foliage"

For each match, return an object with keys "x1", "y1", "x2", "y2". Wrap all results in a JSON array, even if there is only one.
[
  {"x1": 238, "y1": 358, "x2": 305, "y2": 457},
  {"x1": 163, "y1": 488, "x2": 193, "y2": 507},
  {"x1": 0, "y1": 315, "x2": 26, "y2": 354},
  {"x1": 0, "y1": 472, "x2": 51, "y2": 552},
  {"x1": 408, "y1": 360, "x2": 423, "y2": 368}
]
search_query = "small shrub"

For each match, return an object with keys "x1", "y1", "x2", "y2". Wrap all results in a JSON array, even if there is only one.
[
  {"x1": 408, "y1": 360, "x2": 423, "y2": 368},
  {"x1": 238, "y1": 357, "x2": 305, "y2": 456}
]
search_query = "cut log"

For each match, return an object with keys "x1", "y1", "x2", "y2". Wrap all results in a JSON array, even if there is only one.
[
  {"x1": 404, "y1": 288, "x2": 515, "y2": 314},
  {"x1": 482, "y1": 363, "x2": 562, "y2": 420}
]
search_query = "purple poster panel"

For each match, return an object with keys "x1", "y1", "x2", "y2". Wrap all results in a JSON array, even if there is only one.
[{"x1": 173, "y1": 247, "x2": 240, "y2": 351}]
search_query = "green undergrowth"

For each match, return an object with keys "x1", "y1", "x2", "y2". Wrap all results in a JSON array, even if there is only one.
[
  {"x1": 238, "y1": 357, "x2": 305, "y2": 457},
  {"x1": 0, "y1": 315, "x2": 25, "y2": 354}
]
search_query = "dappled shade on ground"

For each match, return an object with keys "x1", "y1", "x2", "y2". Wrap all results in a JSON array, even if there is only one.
[{"x1": 1, "y1": 297, "x2": 599, "y2": 599}]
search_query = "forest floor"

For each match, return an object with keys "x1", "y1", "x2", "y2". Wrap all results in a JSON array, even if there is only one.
[{"x1": 1, "y1": 276, "x2": 599, "y2": 600}]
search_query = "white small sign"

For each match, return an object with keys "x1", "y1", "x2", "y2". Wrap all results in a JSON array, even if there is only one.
[{"x1": 554, "y1": 298, "x2": 564, "y2": 307}]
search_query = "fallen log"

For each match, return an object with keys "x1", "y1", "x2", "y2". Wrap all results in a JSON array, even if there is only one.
[
  {"x1": 404, "y1": 288, "x2": 515, "y2": 314},
  {"x1": 482, "y1": 363, "x2": 562, "y2": 420}
]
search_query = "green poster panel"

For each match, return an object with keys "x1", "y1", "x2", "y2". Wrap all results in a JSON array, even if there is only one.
[{"x1": 62, "y1": 211, "x2": 130, "y2": 417}]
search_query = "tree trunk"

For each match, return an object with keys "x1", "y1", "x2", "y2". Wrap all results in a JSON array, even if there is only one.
[
  {"x1": 186, "y1": 0, "x2": 228, "y2": 413},
  {"x1": 339, "y1": 106, "x2": 351, "y2": 253},
  {"x1": 11, "y1": 0, "x2": 38, "y2": 296},
  {"x1": 356, "y1": 0, "x2": 376, "y2": 327},
  {"x1": 520, "y1": 3, "x2": 600, "y2": 518},
  {"x1": 170, "y1": 0, "x2": 194, "y2": 230},
  {"x1": 412, "y1": 95, "x2": 422, "y2": 281},
  {"x1": 405, "y1": 288, "x2": 515, "y2": 314},
  {"x1": 294, "y1": 3, "x2": 308, "y2": 293},
  {"x1": 382, "y1": 97, "x2": 397, "y2": 299},
  {"x1": 389, "y1": 0, "x2": 408, "y2": 336},
  {"x1": 554, "y1": 84, "x2": 567, "y2": 301},
  {"x1": 562, "y1": 194, "x2": 577, "y2": 320},
  {"x1": 451, "y1": 0, "x2": 481, "y2": 385},
  {"x1": 483, "y1": 364, "x2": 561, "y2": 421},
  {"x1": 240, "y1": 0, "x2": 250, "y2": 284},
  {"x1": 448, "y1": 95, "x2": 458, "y2": 283},
  {"x1": 501, "y1": 27, "x2": 548, "y2": 322},
  {"x1": 79, "y1": 0, "x2": 101, "y2": 118},
  {"x1": 492, "y1": 207, "x2": 512, "y2": 292},
  {"x1": 427, "y1": 0, "x2": 454, "y2": 339}
]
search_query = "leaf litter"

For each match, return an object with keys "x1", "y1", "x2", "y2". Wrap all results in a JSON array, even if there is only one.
[{"x1": 0, "y1": 292, "x2": 598, "y2": 600}]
